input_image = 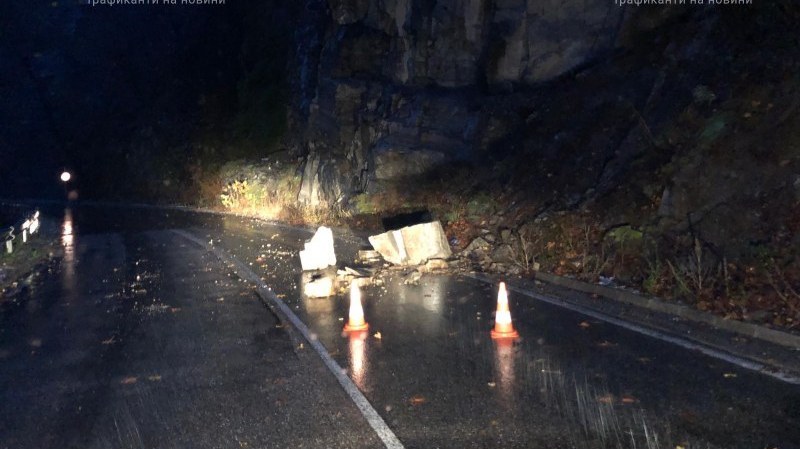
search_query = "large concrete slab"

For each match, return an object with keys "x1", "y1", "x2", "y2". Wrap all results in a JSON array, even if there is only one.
[{"x1": 368, "y1": 221, "x2": 451, "y2": 266}]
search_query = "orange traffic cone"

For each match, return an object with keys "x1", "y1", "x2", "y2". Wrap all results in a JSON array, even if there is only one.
[
  {"x1": 344, "y1": 282, "x2": 369, "y2": 332},
  {"x1": 491, "y1": 282, "x2": 519, "y2": 339}
]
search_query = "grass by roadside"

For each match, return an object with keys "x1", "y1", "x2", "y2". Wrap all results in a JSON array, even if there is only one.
[{"x1": 0, "y1": 222, "x2": 61, "y2": 301}]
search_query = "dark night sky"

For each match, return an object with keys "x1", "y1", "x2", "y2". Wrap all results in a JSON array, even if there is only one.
[{"x1": 0, "y1": 1, "x2": 290, "y2": 199}]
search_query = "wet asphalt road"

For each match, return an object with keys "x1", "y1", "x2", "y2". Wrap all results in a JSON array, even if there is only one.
[
  {"x1": 2, "y1": 204, "x2": 800, "y2": 449},
  {"x1": 0, "y1": 206, "x2": 379, "y2": 449}
]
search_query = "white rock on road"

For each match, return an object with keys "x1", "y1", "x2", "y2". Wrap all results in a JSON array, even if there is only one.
[{"x1": 299, "y1": 226, "x2": 337, "y2": 271}]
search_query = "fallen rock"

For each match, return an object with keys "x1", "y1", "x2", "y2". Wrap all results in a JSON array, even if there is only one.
[
  {"x1": 301, "y1": 271, "x2": 336, "y2": 298},
  {"x1": 462, "y1": 237, "x2": 491, "y2": 256},
  {"x1": 402, "y1": 270, "x2": 422, "y2": 285},
  {"x1": 368, "y1": 221, "x2": 452, "y2": 266},
  {"x1": 357, "y1": 249, "x2": 382, "y2": 264},
  {"x1": 299, "y1": 226, "x2": 337, "y2": 271},
  {"x1": 491, "y1": 244, "x2": 516, "y2": 264},
  {"x1": 420, "y1": 258, "x2": 449, "y2": 272},
  {"x1": 336, "y1": 266, "x2": 370, "y2": 282}
]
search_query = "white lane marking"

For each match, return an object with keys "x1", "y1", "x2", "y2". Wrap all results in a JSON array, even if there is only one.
[
  {"x1": 173, "y1": 230, "x2": 404, "y2": 449},
  {"x1": 464, "y1": 273, "x2": 800, "y2": 385}
]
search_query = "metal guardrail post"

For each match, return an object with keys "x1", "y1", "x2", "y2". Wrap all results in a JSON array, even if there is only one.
[
  {"x1": 30, "y1": 211, "x2": 40, "y2": 235},
  {"x1": 2, "y1": 210, "x2": 40, "y2": 254},
  {"x1": 22, "y1": 219, "x2": 30, "y2": 243},
  {"x1": 5, "y1": 226, "x2": 14, "y2": 254}
]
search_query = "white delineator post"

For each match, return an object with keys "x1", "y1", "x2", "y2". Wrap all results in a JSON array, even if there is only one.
[
  {"x1": 30, "y1": 211, "x2": 40, "y2": 234},
  {"x1": 22, "y1": 220, "x2": 30, "y2": 243}
]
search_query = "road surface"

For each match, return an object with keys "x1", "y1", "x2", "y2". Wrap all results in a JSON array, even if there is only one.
[{"x1": 1, "y1": 204, "x2": 798, "y2": 449}]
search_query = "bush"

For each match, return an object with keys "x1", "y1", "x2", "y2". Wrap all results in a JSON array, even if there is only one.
[{"x1": 217, "y1": 157, "x2": 300, "y2": 220}]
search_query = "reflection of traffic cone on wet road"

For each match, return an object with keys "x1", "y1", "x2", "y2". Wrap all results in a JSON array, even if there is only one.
[
  {"x1": 348, "y1": 329, "x2": 368, "y2": 388},
  {"x1": 344, "y1": 282, "x2": 369, "y2": 332},
  {"x1": 491, "y1": 282, "x2": 519, "y2": 339}
]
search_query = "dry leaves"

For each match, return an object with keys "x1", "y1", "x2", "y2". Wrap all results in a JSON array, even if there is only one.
[
  {"x1": 597, "y1": 394, "x2": 638, "y2": 405},
  {"x1": 409, "y1": 395, "x2": 427, "y2": 405}
]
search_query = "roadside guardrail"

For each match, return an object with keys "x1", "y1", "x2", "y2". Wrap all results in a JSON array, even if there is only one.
[{"x1": 2, "y1": 210, "x2": 40, "y2": 255}]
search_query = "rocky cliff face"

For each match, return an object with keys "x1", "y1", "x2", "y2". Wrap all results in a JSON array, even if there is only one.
[
  {"x1": 291, "y1": 0, "x2": 800, "y2": 266},
  {"x1": 293, "y1": 0, "x2": 634, "y2": 205}
]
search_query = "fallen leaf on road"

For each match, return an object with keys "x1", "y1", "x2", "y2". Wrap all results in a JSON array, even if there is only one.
[
  {"x1": 147, "y1": 375, "x2": 162, "y2": 382},
  {"x1": 120, "y1": 377, "x2": 138, "y2": 385},
  {"x1": 101, "y1": 336, "x2": 116, "y2": 345},
  {"x1": 621, "y1": 396, "x2": 637, "y2": 404},
  {"x1": 597, "y1": 394, "x2": 614, "y2": 404},
  {"x1": 579, "y1": 321, "x2": 591, "y2": 329},
  {"x1": 409, "y1": 395, "x2": 427, "y2": 405},
  {"x1": 723, "y1": 373, "x2": 737, "y2": 378},
  {"x1": 487, "y1": 382, "x2": 496, "y2": 388},
  {"x1": 373, "y1": 332, "x2": 382, "y2": 340},
  {"x1": 597, "y1": 340, "x2": 617, "y2": 348}
]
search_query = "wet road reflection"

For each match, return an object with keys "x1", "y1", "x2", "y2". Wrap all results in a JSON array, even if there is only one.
[
  {"x1": 492, "y1": 339, "x2": 515, "y2": 407},
  {"x1": 9, "y1": 204, "x2": 797, "y2": 449},
  {"x1": 201, "y1": 217, "x2": 800, "y2": 449},
  {"x1": 61, "y1": 208, "x2": 76, "y2": 292},
  {"x1": 0, "y1": 204, "x2": 384, "y2": 449},
  {"x1": 348, "y1": 330, "x2": 369, "y2": 391}
]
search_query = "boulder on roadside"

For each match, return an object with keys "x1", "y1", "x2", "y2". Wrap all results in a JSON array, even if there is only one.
[
  {"x1": 419, "y1": 258, "x2": 450, "y2": 273},
  {"x1": 462, "y1": 237, "x2": 491, "y2": 256},
  {"x1": 491, "y1": 244, "x2": 516, "y2": 264},
  {"x1": 299, "y1": 226, "x2": 337, "y2": 271},
  {"x1": 368, "y1": 221, "x2": 452, "y2": 266}
]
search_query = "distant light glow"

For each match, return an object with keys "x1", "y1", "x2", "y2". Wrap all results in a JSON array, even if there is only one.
[{"x1": 60, "y1": 171, "x2": 71, "y2": 182}]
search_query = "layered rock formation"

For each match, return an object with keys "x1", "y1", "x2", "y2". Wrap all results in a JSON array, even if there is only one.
[{"x1": 293, "y1": 0, "x2": 631, "y2": 206}]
